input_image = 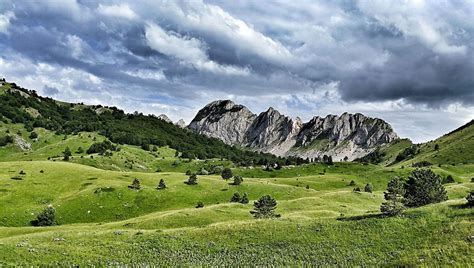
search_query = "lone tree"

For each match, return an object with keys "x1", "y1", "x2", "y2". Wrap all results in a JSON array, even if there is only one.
[
  {"x1": 364, "y1": 183, "x2": 373, "y2": 193},
  {"x1": 232, "y1": 175, "x2": 243, "y2": 185},
  {"x1": 250, "y1": 195, "x2": 280, "y2": 219},
  {"x1": 128, "y1": 178, "x2": 141, "y2": 190},
  {"x1": 196, "y1": 201, "x2": 204, "y2": 208},
  {"x1": 221, "y1": 168, "x2": 233, "y2": 180},
  {"x1": 240, "y1": 193, "x2": 249, "y2": 204},
  {"x1": 157, "y1": 179, "x2": 166, "y2": 190},
  {"x1": 380, "y1": 177, "x2": 405, "y2": 216},
  {"x1": 404, "y1": 169, "x2": 447, "y2": 207},
  {"x1": 230, "y1": 192, "x2": 241, "y2": 202},
  {"x1": 31, "y1": 205, "x2": 56, "y2": 226},
  {"x1": 466, "y1": 190, "x2": 474, "y2": 207},
  {"x1": 63, "y1": 147, "x2": 72, "y2": 161},
  {"x1": 186, "y1": 174, "x2": 198, "y2": 185}
]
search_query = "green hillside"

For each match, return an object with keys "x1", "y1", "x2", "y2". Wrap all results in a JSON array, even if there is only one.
[{"x1": 0, "y1": 80, "x2": 473, "y2": 266}]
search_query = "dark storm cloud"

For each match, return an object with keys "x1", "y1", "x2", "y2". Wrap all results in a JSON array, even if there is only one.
[{"x1": 0, "y1": 0, "x2": 473, "y2": 142}]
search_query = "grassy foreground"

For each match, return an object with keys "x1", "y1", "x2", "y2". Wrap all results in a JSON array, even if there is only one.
[{"x1": 0, "y1": 160, "x2": 473, "y2": 265}]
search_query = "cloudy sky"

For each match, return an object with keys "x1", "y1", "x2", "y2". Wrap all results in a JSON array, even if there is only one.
[{"x1": 0, "y1": 0, "x2": 473, "y2": 143}]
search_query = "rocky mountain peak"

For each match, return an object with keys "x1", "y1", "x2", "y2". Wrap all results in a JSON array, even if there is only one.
[{"x1": 188, "y1": 100, "x2": 399, "y2": 161}]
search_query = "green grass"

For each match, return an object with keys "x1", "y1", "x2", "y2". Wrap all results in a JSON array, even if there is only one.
[{"x1": 1, "y1": 120, "x2": 473, "y2": 265}]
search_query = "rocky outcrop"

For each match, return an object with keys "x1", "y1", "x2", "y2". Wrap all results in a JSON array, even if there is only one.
[
  {"x1": 158, "y1": 114, "x2": 173, "y2": 123},
  {"x1": 188, "y1": 100, "x2": 399, "y2": 161},
  {"x1": 175, "y1": 119, "x2": 186, "y2": 128}
]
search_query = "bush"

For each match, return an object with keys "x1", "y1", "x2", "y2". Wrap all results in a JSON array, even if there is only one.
[
  {"x1": 250, "y1": 195, "x2": 280, "y2": 219},
  {"x1": 29, "y1": 131, "x2": 38, "y2": 139},
  {"x1": 380, "y1": 177, "x2": 405, "y2": 216},
  {"x1": 128, "y1": 178, "x2": 141, "y2": 190},
  {"x1": 86, "y1": 140, "x2": 118, "y2": 155},
  {"x1": 185, "y1": 170, "x2": 193, "y2": 176},
  {"x1": 411, "y1": 161, "x2": 432, "y2": 167},
  {"x1": 230, "y1": 192, "x2": 241, "y2": 202},
  {"x1": 76, "y1": 147, "x2": 84, "y2": 154},
  {"x1": 404, "y1": 169, "x2": 447, "y2": 207},
  {"x1": 442, "y1": 175, "x2": 455, "y2": 184},
  {"x1": 221, "y1": 168, "x2": 233, "y2": 180},
  {"x1": 467, "y1": 191, "x2": 474, "y2": 207},
  {"x1": 364, "y1": 183, "x2": 373, "y2": 193},
  {"x1": 186, "y1": 174, "x2": 198, "y2": 185},
  {"x1": 353, "y1": 187, "x2": 361, "y2": 192},
  {"x1": 63, "y1": 147, "x2": 72, "y2": 161},
  {"x1": 349, "y1": 180, "x2": 356, "y2": 186},
  {"x1": 0, "y1": 135, "x2": 13, "y2": 146},
  {"x1": 157, "y1": 179, "x2": 166, "y2": 190},
  {"x1": 31, "y1": 205, "x2": 56, "y2": 226},
  {"x1": 196, "y1": 201, "x2": 204, "y2": 208},
  {"x1": 232, "y1": 175, "x2": 243, "y2": 185}
]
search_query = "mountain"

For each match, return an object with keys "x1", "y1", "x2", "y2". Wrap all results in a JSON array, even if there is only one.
[{"x1": 188, "y1": 100, "x2": 399, "y2": 161}]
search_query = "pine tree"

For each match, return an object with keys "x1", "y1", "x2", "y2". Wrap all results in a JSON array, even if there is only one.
[
  {"x1": 31, "y1": 205, "x2": 56, "y2": 226},
  {"x1": 250, "y1": 195, "x2": 280, "y2": 218},
  {"x1": 240, "y1": 193, "x2": 249, "y2": 204},
  {"x1": 128, "y1": 178, "x2": 141, "y2": 190},
  {"x1": 380, "y1": 177, "x2": 405, "y2": 216},
  {"x1": 230, "y1": 192, "x2": 241, "y2": 202},
  {"x1": 221, "y1": 168, "x2": 233, "y2": 180},
  {"x1": 186, "y1": 174, "x2": 198, "y2": 185},
  {"x1": 63, "y1": 147, "x2": 72, "y2": 161},
  {"x1": 466, "y1": 190, "x2": 474, "y2": 207},
  {"x1": 157, "y1": 179, "x2": 166, "y2": 190},
  {"x1": 232, "y1": 175, "x2": 243, "y2": 185},
  {"x1": 364, "y1": 183, "x2": 373, "y2": 193},
  {"x1": 404, "y1": 169, "x2": 447, "y2": 207}
]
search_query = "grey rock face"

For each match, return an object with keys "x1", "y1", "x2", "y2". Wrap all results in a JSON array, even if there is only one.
[
  {"x1": 188, "y1": 100, "x2": 399, "y2": 161},
  {"x1": 158, "y1": 114, "x2": 173, "y2": 123},
  {"x1": 175, "y1": 119, "x2": 186, "y2": 128}
]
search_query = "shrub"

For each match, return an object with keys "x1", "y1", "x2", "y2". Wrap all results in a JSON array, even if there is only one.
[
  {"x1": 29, "y1": 131, "x2": 38, "y2": 139},
  {"x1": 128, "y1": 178, "x2": 141, "y2": 190},
  {"x1": 63, "y1": 147, "x2": 72, "y2": 161},
  {"x1": 230, "y1": 192, "x2": 241, "y2": 202},
  {"x1": 199, "y1": 168, "x2": 209, "y2": 175},
  {"x1": 380, "y1": 177, "x2": 405, "y2": 216},
  {"x1": 411, "y1": 161, "x2": 432, "y2": 167},
  {"x1": 306, "y1": 185, "x2": 310, "y2": 189},
  {"x1": 31, "y1": 205, "x2": 56, "y2": 226},
  {"x1": 76, "y1": 147, "x2": 84, "y2": 154},
  {"x1": 232, "y1": 175, "x2": 243, "y2": 185},
  {"x1": 186, "y1": 174, "x2": 198, "y2": 185},
  {"x1": 442, "y1": 175, "x2": 455, "y2": 184},
  {"x1": 349, "y1": 180, "x2": 356, "y2": 186},
  {"x1": 221, "y1": 168, "x2": 233, "y2": 180},
  {"x1": 364, "y1": 183, "x2": 373, "y2": 193},
  {"x1": 0, "y1": 135, "x2": 13, "y2": 146},
  {"x1": 353, "y1": 187, "x2": 361, "y2": 192},
  {"x1": 185, "y1": 170, "x2": 193, "y2": 175},
  {"x1": 195, "y1": 201, "x2": 204, "y2": 208},
  {"x1": 250, "y1": 195, "x2": 280, "y2": 219},
  {"x1": 86, "y1": 140, "x2": 118, "y2": 155},
  {"x1": 404, "y1": 169, "x2": 447, "y2": 207},
  {"x1": 157, "y1": 179, "x2": 166, "y2": 190},
  {"x1": 467, "y1": 191, "x2": 474, "y2": 207}
]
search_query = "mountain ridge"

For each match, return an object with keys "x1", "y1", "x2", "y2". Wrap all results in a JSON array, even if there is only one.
[{"x1": 188, "y1": 99, "x2": 399, "y2": 161}]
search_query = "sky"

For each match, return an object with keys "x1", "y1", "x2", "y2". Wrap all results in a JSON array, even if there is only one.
[{"x1": 0, "y1": 0, "x2": 473, "y2": 143}]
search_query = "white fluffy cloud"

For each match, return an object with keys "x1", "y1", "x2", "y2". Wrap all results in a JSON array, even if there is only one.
[
  {"x1": 97, "y1": 4, "x2": 138, "y2": 20},
  {"x1": 145, "y1": 22, "x2": 249, "y2": 75}
]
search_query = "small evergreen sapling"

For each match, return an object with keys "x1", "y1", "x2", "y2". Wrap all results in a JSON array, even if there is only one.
[
  {"x1": 250, "y1": 195, "x2": 280, "y2": 219},
  {"x1": 230, "y1": 192, "x2": 241, "y2": 202},
  {"x1": 128, "y1": 178, "x2": 141, "y2": 190},
  {"x1": 364, "y1": 183, "x2": 373, "y2": 193},
  {"x1": 31, "y1": 205, "x2": 56, "y2": 226},
  {"x1": 380, "y1": 177, "x2": 405, "y2": 216},
  {"x1": 157, "y1": 179, "x2": 166, "y2": 190}
]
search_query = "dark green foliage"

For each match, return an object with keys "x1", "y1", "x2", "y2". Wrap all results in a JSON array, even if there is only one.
[
  {"x1": 195, "y1": 201, "x2": 204, "y2": 208},
  {"x1": 240, "y1": 193, "x2": 249, "y2": 204},
  {"x1": 29, "y1": 131, "x2": 38, "y2": 139},
  {"x1": 250, "y1": 195, "x2": 280, "y2": 219},
  {"x1": 63, "y1": 147, "x2": 72, "y2": 161},
  {"x1": 230, "y1": 192, "x2": 241, "y2": 202},
  {"x1": 157, "y1": 179, "x2": 166, "y2": 190},
  {"x1": 185, "y1": 170, "x2": 193, "y2": 176},
  {"x1": 403, "y1": 169, "x2": 447, "y2": 207},
  {"x1": 186, "y1": 174, "x2": 198, "y2": 185},
  {"x1": 232, "y1": 175, "x2": 243, "y2": 185},
  {"x1": 356, "y1": 148, "x2": 385, "y2": 164},
  {"x1": 128, "y1": 178, "x2": 141, "y2": 190},
  {"x1": 412, "y1": 161, "x2": 432, "y2": 167},
  {"x1": 349, "y1": 180, "x2": 356, "y2": 186},
  {"x1": 380, "y1": 177, "x2": 405, "y2": 216},
  {"x1": 86, "y1": 140, "x2": 118, "y2": 155},
  {"x1": 0, "y1": 135, "x2": 13, "y2": 146},
  {"x1": 434, "y1": 144, "x2": 439, "y2": 150},
  {"x1": 31, "y1": 206, "x2": 56, "y2": 226},
  {"x1": 364, "y1": 183, "x2": 373, "y2": 193},
  {"x1": 306, "y1": 185, "x2": 310, "y2": 189},
  {"x1": 0, "y1": 83, "x2": 300, "y2": 165},
  {"x1": 467, "y1": 191, "x2": 474, "y2": 207},
  {"x1": 221, "y1": 168, "x2": 233, "y2": 180},
  {"x1": 442, "y1": 174, "x2": 455, "y2": 184},
  {"x1": 395, "y1": 145, "x2": 418, "y2": 162},
  {"x1": 322, "y1": 155, "x2": 333, "y2": 165},
  {"x1": 76, "y1": 147, "x2": 84, "y2": 154},
  {"x1": 353, "y1": 187, "x2": 361, "y2": 192}
]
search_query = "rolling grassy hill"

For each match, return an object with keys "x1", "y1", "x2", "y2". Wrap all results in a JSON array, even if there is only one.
[{"x1": 0, "y1": 80, "x2": 473, "y2": 265}]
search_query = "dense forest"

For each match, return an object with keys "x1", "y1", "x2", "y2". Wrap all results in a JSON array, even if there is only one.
[{"x1": 0, "y1": 81, "x2": 307, "y2": 166}]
